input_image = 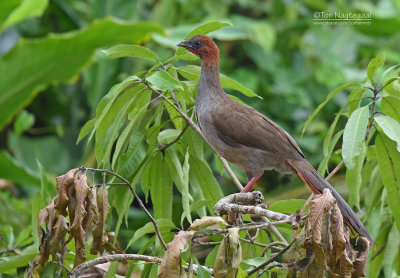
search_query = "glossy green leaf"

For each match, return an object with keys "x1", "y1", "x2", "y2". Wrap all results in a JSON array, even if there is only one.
[
  {"x1": 177, "y1": 65, "x2": 259, "y2": 97},
  {"x1": 127, "y1": 218, "x2": 175, "y2": 249},
  {"x1": 375, "y1": 114, "x2": 400, "y2": 152},
  {"x1": 0, "y1": 150, "x2": 40, "y2": 186},
  {"x1": 381, "y1": 96, "x2": 400, "y2": 122},
  {"x1": 190, "y1": 155, "x2": 224, "y2": 214},
  {"x1": 13, "y1": 110, "x2": 35, "y2": 135},
  {"x1": 268, "y1": 199, "x2": 306, "y2": 214},
  {"x1": 301, "y1": 83, "x2": 359, "y2": 136},
  {"x1": 147, "y1": 70, "x2": 183, "y2": 90},
  {"x1": 0, "y1": 18, "x2": 162, "y2": 130},
  {"x1": 367, "y1": 53, "x2": 385, "y2": 84},
  {"x1": 102, "y1": 44, "x2": 159, "y2": 60},
  {"x1": 346, "y1": 143, "x2": 366, "y2": 209},
  {"x1": 342, "y1": 105, "x2": 369, "y2": 169},
  {"x1": 158, "y1": 129, "x2": 182, "y2": 144},
  {"x1": 185, "y1": 21, "x2": 231, "y2": 38},
  {"x1": 0, "y1": 0, "x2": 48, "y2": 32},
  {"x1": 376, "y1": 133, "x2": 400, "y2": 232}
]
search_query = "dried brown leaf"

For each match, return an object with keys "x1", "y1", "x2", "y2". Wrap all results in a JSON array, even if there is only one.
[
  {"x1": 188, "y1": 216, "x2": 226, "y2": 231},
  {"x1": 352, "y1": 237, "x2": 369, "y2": 277},
  {"x1": 83, "y1": 186, "x2": 98, "y2": 232},
  {"x1": 55, "y1": 168, "x2": 79, "y2": 216},
  {"x1": 213, "y1": 228, "x2": 242, "y2": 278},
  {"x1": 37, "y1": 198, "x2": 55, "y2": 243},
  {"x1": 339, "y1": 251, "x2": 353, "y2": 278},
  {"x1": 158, "y1": 231, "x2": 195, "y2": 278},
  {"x1": 69, "y1": 170, "x2": 90, "y2": 266},
  {"x1": 309, "y1": 189, "x2": 336, "y2": 245},
  {"x1": 48, "y1": 215, "x2": 69, "y2": 258},
  {"x1": 90, "y1": 184, "x2": 111, "y2": 255},
  {"x1": 328, "y1": 204, "x2": 346, "y2": 268}
]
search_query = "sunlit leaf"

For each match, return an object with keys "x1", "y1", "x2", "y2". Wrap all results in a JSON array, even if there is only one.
[
  {"x1": 102, "y1": 44, "x2": 159, "y2": 60},
  {"x1": 147, "y1": 70, "x2": 183, "y2": 90},
  {"x1": 342, "y1": 105, "x2": 369, "y2": 169},
  {"x1": 374, "y1": 114, "x2": 400, "y2": 152},
  {"x1": 346, "y1": 143, "x2": 366, "y2": 209},
  {"x1": 367, "y1": 53, "x2": 385, "y2": 84},
  {"x1": 381, "y1": 96, "x2": 400, "y2": 122},
  {"x1": 0, "y1": 0, "x2": 48, "y2": 32}
]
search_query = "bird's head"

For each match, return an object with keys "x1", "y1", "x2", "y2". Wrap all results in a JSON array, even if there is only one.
[{"x1": 177, "y1": 35, "x2": 219, "y2": 66}]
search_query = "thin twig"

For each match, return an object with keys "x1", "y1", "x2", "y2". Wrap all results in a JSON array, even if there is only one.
[
  {"x1": 81, "y1": 167, "x2": 168, "y2": 250},
  {"x1": 247, "y1": 240, "x2": 294, "y2": 276},
  {"x1": 159, "y1": 124, "x2": 189, "y2": 152},
  {"x1": 260, "y1": 241, "x2": 287, "y2": 257},
  {"x1": 69, "y1": 254, "x2": 162, "y2": 277},
  {"x1": 255, "y1": 263, "x2": 284, "y2": 278}
]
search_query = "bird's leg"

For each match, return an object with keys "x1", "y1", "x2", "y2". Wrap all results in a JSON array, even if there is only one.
[{"x1": 241, "y1": 175, "x2": 262, "y2": 192}]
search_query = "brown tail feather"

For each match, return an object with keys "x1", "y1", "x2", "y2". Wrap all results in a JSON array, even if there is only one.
[{"x1": 287, "y1": 159, "x2": 374, "y2": 247}]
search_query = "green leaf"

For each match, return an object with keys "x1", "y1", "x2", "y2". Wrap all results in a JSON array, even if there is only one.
[
  {"x1": 0, "y1": 0, "x2": 48, "y2": 32},
  {"x1": 374, "y1": 114, "x2": 400, "y2": 152},
  {"x1": 13, "y1": 110, "x2": 35, "y2": 135},
  {"x1": 76, "y1": 118, "x2": 95, "y2": 144},
  {"x1": 114, "y1": 187, "x2": 134, "y2": 238},
  {"x1": 185, "y1": 21, "x2": 231, "y2": 38},
  {"x1": 346, "y1": 143, "x2": 366, "y2": 209},
  {"x1": 190, "y1": 155, "x2": 224, "y2": 214},
  {"x1": 102, "y1": 44, "x2": 159, "y2": 61},
  {"x1": 342, "y1": 105, "x2": 369, "y2": 169},
  {"x1": 367, "y1": 53, "x2": 385, "y2": 84},
  {"x1": 376, "y1": 133, "x2": 400, "y2": 232},
  {"x1": 381, "y1": 96, "x2": 400, "y2": 122},
  {"x1": 149, "y1": 153, "x2": 173, "y2": 220},
  {"x1": 383, "y1": 225, "x2": 400, "y2": 278},
  {"x1": 181, "y1": 151, "x2": 191, "y2": 224},
  {"x1": 105, "y1": 261, "x2": 118, "y2": 278},
  {"x1": 318, "y1": 130, "x2": 344, "y2": 175},
  {"x1": 0, "y1": 18, "x2": 162, "y2": 130},
  {"x1": 268, "y1": 199, "x2": 306, "y2": 214},
  {"x1": 0, "y1": 252, "x2": 37, "y2": 272},
  {"x1": 95, "y1": 84, "x2": 144, "y2": 167},
  {"x1": 147, "y1": 70, "x2": 183, "y2": 90},
  {"x1": 127, "y1": 219, "x2": 175, "y2": 249},
  {"x1": 0, "y1": 150, "x2": 40, "y2": 186},
  {"x1": 347, "y1": 87, "x2": 366, "y2": 115},
  {"x1": 301, "y1": 83, "x2": 359, "y2": 136},
  {"x1": 158, "y1": 129, "x2": 181, "y2": 144},
  {"x1": 177, "y1": 65, "x2": 259, "y2": 98}
]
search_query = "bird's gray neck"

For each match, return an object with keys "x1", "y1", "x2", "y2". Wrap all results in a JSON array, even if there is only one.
[{"x1": 197, "y1": 64, "x2": 225, "y2": 104}]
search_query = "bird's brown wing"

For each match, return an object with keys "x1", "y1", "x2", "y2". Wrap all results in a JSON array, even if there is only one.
[{"x1": 212, "y1": 101, "x2": 305, "y2": 160}]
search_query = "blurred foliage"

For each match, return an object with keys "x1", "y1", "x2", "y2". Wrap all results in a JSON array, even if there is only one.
[{"x1": 0, "y1": 0, "x2": 400, "y2": 277}]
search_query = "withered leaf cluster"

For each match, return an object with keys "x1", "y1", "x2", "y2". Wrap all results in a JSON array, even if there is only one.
[
  {"x1": 283, "y1": 189, "x2": 369, "y2": 277},
  {"x1": 34, "y1": 168, "x2": 121, "y2": 272}
]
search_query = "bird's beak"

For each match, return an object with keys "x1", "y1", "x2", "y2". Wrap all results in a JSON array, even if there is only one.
[{"x1": 177, "y1": 40, "x2": 191, "y2": 49}]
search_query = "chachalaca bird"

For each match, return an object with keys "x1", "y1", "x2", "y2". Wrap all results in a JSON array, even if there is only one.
[{"x1": 177, "y1": 35, "x2": 374, "y2": 246}]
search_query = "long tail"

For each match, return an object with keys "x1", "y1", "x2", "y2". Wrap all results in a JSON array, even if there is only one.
[{"x1": 287, "y1": 159, "x2": 374, "y2": 247}]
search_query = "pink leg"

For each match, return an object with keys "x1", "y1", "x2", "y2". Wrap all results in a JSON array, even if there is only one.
[{"x1": 241, "y1": 175, "x2": 262, "y2": 192}]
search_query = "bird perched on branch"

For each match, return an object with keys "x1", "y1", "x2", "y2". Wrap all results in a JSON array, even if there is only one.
[{"x1": 177, "y1": 35, "x2": 374, "y2": 246}]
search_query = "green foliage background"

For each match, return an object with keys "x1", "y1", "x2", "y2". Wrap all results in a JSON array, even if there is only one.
[{"x1": 0, "y1": 0, "x2": 399, "y2": 277}]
